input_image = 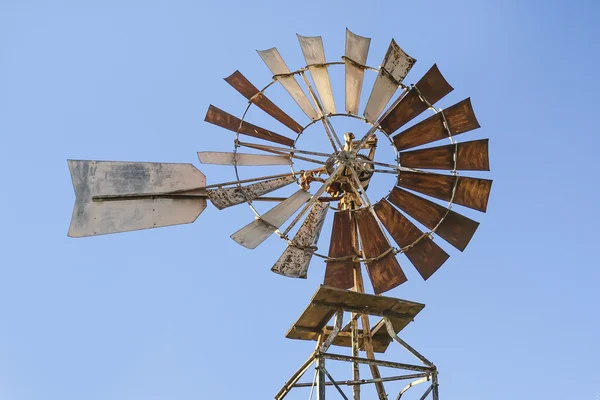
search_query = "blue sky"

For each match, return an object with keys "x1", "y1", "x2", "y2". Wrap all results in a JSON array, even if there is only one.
[{"x1": 0, "y1": 0, "x2": 599, "y2": 399}]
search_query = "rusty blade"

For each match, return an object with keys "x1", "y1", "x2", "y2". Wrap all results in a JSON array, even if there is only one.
[
  {"x1": 224, "y1": 70, "x2": 303, "y2": 133},
  {"x1": 388, "y1": 187, "x2": 480, "y2": 251},
  {"x1": 297, "y1": 35, "x2": 336, "y2": 115},
  {"x1": 373, "y1": 199, "x2": 449, "y2": 280},
  {"x1": 398, "y1": 171, "x2": 492, "y2": 212},
  {"x1": 393, "y1": 98, "x2": 480, "y2": 150},
  {"x1": 344, "y1": 28, "x2": 371, "y2": 114},
  {"x1": 67, "y1": 160, "x2": 206, "y2": 237},
  {"x1": 399, "y1": 139, "x2": 490, "y2": 171},
  {"x1": 230, "y1": 189, "x2": 311, "y2": 249},
  {"x1": 324, "y1": 210, "x2": 357, "y2": 290},
  {"x1": 380, "y1": 64, "x2": 454, "y2": 134},
  {"x1": 257, "y1": 48, "x2": 318, "y2": 120},
  {"x1": 356, "y1": 209, "x2": 407, "y2": 294},
  {"x1": 272, "y1": 202, "x2": 329, "y2": 278},
  {"x1": 204, "y1": 105, "x2": 294, "y2": 147},
  {"x1": 364, "y1": 39, "x2": 416, "y2": 122},
  {"x1": 197, "y1": 152, "x2": 291, "y2": 166},
  {"x1": 207, "y1": 175, "x2": 296, "y2": 210}
]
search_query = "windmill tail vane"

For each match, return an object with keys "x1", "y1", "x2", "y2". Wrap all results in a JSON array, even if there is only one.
[{"x1": 67, "y1": 28, "x2": 492, "y2": 399}]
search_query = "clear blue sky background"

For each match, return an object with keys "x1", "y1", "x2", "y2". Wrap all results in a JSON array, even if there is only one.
[{"x1": 1, "y1": 1, "x2": 599, "y2": 399}]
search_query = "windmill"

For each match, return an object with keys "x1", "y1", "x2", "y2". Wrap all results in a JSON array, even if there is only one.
[{"x1": 68, "y1": 29, "x2": 491, "y2": 399}]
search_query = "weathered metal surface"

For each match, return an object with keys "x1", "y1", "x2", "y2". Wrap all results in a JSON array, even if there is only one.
[
  {"x1": 324, "y1": 211, "x2": 357, "y2": 290},
  {"x1": 344, "y1": 28, "x2": 371, "y2": 114},
  {"x1": 207, "y1": 175, "x2": 296, "y2": 210},
  {"x1": 204, "y1": 105, "x2": 294, "y2": 146},
  {"x1": 364, "y1": 39, "x2": 416, "y2": 122},
  {"x1": 374, "y1": 199, "x2": 449, "y2": 280},
  {"x1": 257, "y1": 47, "x2": 318, "y2": 120},
  {"x1": 397, "y1": 171, "x2": 492, "y2": 212},
  {"x1": 399, "y1": 139, "x2": 490, "y2": 171},
  {"x1": 197, "y1": 151, "x2": 291, "y2": 166},
  {"x1": 230, "y1": 189, "x2": 311, "y2": 249},
  {"x1": 224, "y1": 70, "x2": 303, "y2": 133},
  {"x1": 319, "y1": 310, "x2": 343, "y2": 353},
  {"x1": 356, "y1": 209, "x2": 407, "y2": 294},
  {"x1": 384, "y1": 318, "x2": 434, "y2": 367},
  {"x1": 297, "y1": 35, "x2": 336, "y2": 115},
  {"x1": 388, "y1": 187, "x2": 480, "y2": 251},
  {"x1": 393, "y1": 98, "x2": 480, "y2": 150},
  {"x1": 380, "y1": 64, "x2": 453, "y2": 134},
  {"x1": 67, "y1": 160, "x2": 206, "y2": 237},
  {"x1": 322, "y1": 353, "x2": 434, "y2": 373},
  {"x1": 272, "y1": 202, "x2": 329, "y2": 278}
]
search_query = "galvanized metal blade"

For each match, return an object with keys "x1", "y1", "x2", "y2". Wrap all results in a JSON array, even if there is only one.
[
  {"x1": 380, "y1": 64, "x2": 454, "y2": 135},
  {"x1": 399, "y1": 139, "x2": 490, "y2": 171},
  {"x1": 230, "y1": 189, "x2": 311, "y2": 249},
  {"x1": 207, "y1": 175, "x2": 296, "y2": 210},
  {"x1": 344, "y1": 28, "x2": 371, "y2": 114},
  {"x1": 397, "y1": 171, "x2": 492, "y2": 212},
  {"x1": 356, "y1": 208, "x2": 407, "y2": 294},
  {"x1": 257, "y1": 48, "x2": 318, "y2": 120},
  {"x1": 271, "y1": 201, "x2": 329, "y2": 278},
  {"x1": 204, "y1": 105, "x2": 294, "y2": 147},
  {"x1": 197, "y1": 152, "x2": 291, "y2": 166},
  {"x1": 324, "y1": 210, "x2": 358, "y2": 290},
  {"x1": 67, "y1": 160, "x2": 206, "y2": 237},
  {"x1": 393, "y1": 98, "x2": 480, "y2": 151},
  {"x1": 363, "y1": 39, "x2": 416, "y2": 122},
  {"x1": 388, "y1": 187, "x2": 480, "y2": 251},
  {"x1": 224, "y1": 70, "x2": 303, "y2": 134},
  {"x1": 297, "y1": 34, "x2": 336, "y2": 115},
  {"x1": 373, "y1": 199, "x2": 449, "y2": 280}
]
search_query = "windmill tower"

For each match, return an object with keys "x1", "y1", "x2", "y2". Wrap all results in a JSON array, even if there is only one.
[{"x1": 67, "y1": 29, "x2": 492, "y2": 399}]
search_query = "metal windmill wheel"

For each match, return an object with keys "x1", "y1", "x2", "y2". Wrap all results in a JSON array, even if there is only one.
[{"x1": 68, "y1": 29, "x2": 492, "y2": 295}]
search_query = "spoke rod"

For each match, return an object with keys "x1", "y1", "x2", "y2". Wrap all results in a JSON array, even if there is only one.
[
  {"x1": 352, "y1": 87, "x2": 409, "y2": 155},
  {"x1": 299, "y1": 71, "x2": 344, "y2": 151},
  {"x1": 237, "y1": 141, "x2": 332, "y2": 159},
  {"x1": 240, "y1": 143, "x2": 327, "y2": 166}
]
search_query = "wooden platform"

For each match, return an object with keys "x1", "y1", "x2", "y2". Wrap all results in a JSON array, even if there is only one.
[{"x1": 286, "y1": 286, "x2": 425, "y2": 353}]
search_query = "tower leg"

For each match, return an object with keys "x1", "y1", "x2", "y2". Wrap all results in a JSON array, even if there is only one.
[{"x1": 317, "y1": 356, "x2": 326, "y2": 400}]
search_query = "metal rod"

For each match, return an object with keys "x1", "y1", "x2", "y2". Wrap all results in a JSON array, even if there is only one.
[
  {"x1": 323, "y1": 367, "x2": 349, "y2": 400},
  {"x1": 237, "y1": 141, "x2": 332, "y2": 159},
  {"x1": 205, "y1": 171, "x2": 300, "y2": 189},
  {"x1": 431, "y1": 371, "x2": 439, "y2": 400},
  {"x1": 293, "y1": 373, "x2": 428, "y2": 388},
  {"x1": 396, "y1": 377, "x2": 429, "y2": 400},
  {"x1": 351, "y1": 314, "x2": 360, "y2": 400},
  {"x1": 384, "y1": 319, "x2": 434, "y2": 367},
  {"x1": 239, "y1": 142, "x2": 327, "y2": 166},
  {"x1": 317, "y1": 356, "x2": 326, "y2": 400},
  {"x1": 322, "y1": 354, "x2": 435, "y2": 373},
  {"x1": 418, "y1": 385, "x2": 433, "y2": 400},
  {"x1": 319, "y1": 310, "x2": 344, "y2": 353},
  {"x1": 274, "y1": 353, "x2": 316, "y2": 400}
]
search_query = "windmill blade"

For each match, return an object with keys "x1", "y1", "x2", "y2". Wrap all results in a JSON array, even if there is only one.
[
  {"x1": 204, "y1": 105, "x2": 294, "y2": 147},
  {"x1": 197, "y1": 152, "x2": 291, "y2": 166},
  {"x1": 344, "y1": 28, "x2": 371, "y2": 114},
  {"x1": 67, "y1": 160, "x2": 206, "y2": 237},
  {"x1": 224, "y1": 70, "x2": 304, "y2": 134},
  {"x1": 231, "y1": 189, "x2": 311, "y2": 249},
  {"x1": 324, "y1": 210, "x2": 357, "y2": 290},
  {"x1": 399, "y1": 139, "x2": 490, "y2": 171},
  {"x1": 380, "y1": 64, "x2": 454, "y2": 135},
  {"x1": 297, "y1": 35, "x2": 336, "y2": 115},
  {"x1": 356, "y1": 209, "x2": 407, "y2": 294},
  {"x1": 363, "y1": 39, "x2": 416, "y2": 122},
  {"x1": 373, "y1": 199, "x2": 449, "y2": 280},
  {"x1": 207, "y1": 175, "x2": 297, "y2": 210},
  {"x1": 397, "y1": 171, "x2": 492, "y2": 212},
  {"x1": 393, "y1": 98, "x2": 480, "y2": 151},
  {"x1": 388, "y1": 187, "x2": 480, "y2": 251},
  {"x1": 272, "y1": 202, "x2": 329, "y2": 278},
  {"x1": 257, "y1": 48, "x2": 318, "y2": 120}
]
